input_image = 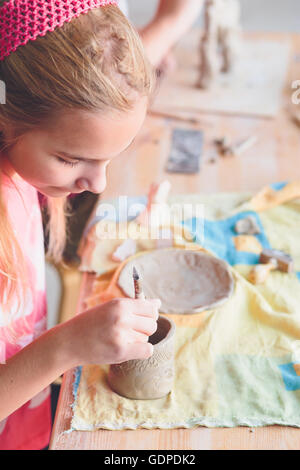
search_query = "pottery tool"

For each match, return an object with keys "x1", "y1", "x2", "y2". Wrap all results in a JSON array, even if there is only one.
[
  {"x1": 232, "y1": 135, "x2": 258, "y2": 156},
  {"x1": 149, "y1": 109, "x2": 209, "y2": 126},
  {"x1": 166, "y1": 128, "x2": 203, "y2": 174},
  {"x1": 214, "y1": 135, "x2": 257, "y2": 157},
  {"x1": 248, "y1": 249, "x2": 294, "y2": 285},
  {"x1": 132, "y1": 266, "x2": 145, "y2": 300}
]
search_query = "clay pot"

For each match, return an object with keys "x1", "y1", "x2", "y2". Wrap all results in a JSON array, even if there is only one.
[{"x1": 108, "y1": 315, "x2": 176, "y2": 400}]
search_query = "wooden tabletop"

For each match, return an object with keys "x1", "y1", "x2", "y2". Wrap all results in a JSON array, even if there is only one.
[{"x1": 50, "y1": 32, "x2": 300, "y2": 450}]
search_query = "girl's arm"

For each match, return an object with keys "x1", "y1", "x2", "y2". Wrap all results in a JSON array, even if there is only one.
[
  {"x1": 0, "y1": 298, "x2": 160, "y2": 420},
  {"x1": 0, "y1": 322, "x2": 73, "y2": 420}
]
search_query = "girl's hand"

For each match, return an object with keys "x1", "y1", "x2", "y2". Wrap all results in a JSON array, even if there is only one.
[{"x1": 65, "y1": 298, "x2": 161, "y2": 366}]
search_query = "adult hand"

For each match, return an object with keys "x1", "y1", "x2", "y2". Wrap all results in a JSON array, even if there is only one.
[
  {"x1": 155, "y1": 0, "x2": 203, "y2": 35},
  {"x1": 139, "y1": 0, "x2": 203, "y2": 68}
]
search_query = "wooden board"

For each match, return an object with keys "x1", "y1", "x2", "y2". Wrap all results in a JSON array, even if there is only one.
[
  {"x1": 151, "y1": 30, "x2": 291, "y2": 118},
  {"x1": 49, "y1": 32, "x2": 300, "y2": 450}
]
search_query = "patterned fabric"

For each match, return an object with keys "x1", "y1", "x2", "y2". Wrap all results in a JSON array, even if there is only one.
[
  {"x1": 0, "y1": 0, "x2": 117, "y2": 61},
  {"x1": 0, "y1": 170, "x2": 51, "y2": 450}
]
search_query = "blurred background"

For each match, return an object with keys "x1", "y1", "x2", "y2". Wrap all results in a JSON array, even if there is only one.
[{"x1": 126, "y1": 0, "x2": 300, "y2": 32}]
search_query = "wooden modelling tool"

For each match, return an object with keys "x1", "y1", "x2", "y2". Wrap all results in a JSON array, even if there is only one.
[
  {"x1": 248, "y1": 249, "x2": 294, "y2": 284},
  {"x1": 132, "y1": 266, "x2": 145, "y2": 300}
]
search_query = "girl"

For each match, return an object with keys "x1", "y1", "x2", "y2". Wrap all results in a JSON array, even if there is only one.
[{"x1": 0, "y1": 0, "x2": 161, "y2": 450}]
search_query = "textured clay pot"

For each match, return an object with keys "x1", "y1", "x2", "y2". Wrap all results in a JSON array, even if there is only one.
[{"x1": 108, "y1": 315, "x2": 176, "y2": 400}]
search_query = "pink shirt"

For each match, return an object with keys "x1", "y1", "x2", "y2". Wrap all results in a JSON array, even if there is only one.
[{"x1": 0, "y1": 170, "x2": 51, "y2": 450}]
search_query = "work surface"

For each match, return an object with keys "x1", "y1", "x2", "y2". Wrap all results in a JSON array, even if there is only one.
[{"x1": 50, "y1": 32, "x2": 300, "y2": 450}]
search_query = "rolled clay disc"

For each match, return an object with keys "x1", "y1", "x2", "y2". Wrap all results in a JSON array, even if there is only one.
[{"x1": 117, "y1": 249, "x2": 234, "y2": 314}]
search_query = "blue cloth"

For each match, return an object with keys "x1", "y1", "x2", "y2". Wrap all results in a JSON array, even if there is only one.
[
  {"x1": 182, "y1": 211, "x2": 271, "y2": 266},
  {"x1": 278, "y1": 363, "x2": 300, "y2": 391}
]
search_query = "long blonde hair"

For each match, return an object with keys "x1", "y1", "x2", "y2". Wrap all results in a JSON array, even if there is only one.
[{"x1": 0, "y1": 3, "x2": 154, "y2": 322}]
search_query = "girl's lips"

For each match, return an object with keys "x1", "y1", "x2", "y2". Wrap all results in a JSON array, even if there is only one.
[{"x1": 41, "y1": 186, "x2": 85, "y2": 195}]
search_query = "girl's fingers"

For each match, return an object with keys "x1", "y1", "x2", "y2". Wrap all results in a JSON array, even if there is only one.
[
  {"x1": 130, "y1": 298, "x2": 161, "y2": 319},
  {"x1": 125, "y1": 342, "x2": 154, "y2": 361},
  {"x1": 131, "y1": 330, "x2": 150, "y2": 343},
  {"x1": 130, "y1": 315, "x2": 158, "y2": 336}
]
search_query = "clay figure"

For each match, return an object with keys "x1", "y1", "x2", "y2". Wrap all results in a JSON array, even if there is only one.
[{"x1": 198, "y1": 0, "x2": 241, "y2": 88}]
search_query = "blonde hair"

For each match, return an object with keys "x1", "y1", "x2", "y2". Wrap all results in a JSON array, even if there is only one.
[{"x1": 0, "y1": 3, "x2": 155, "y2": 324}]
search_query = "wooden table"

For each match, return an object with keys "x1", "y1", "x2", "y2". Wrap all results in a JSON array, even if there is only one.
[{"x1": 50, "y1": 32, "x2": 300, "y2": 450}]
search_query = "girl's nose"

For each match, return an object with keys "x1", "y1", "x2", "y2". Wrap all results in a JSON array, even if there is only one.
[
  {"x1": 76, "y1": 178, "x2": 90, "y2": 191},
  {"x1": 76, "y1": 165, "x2": 108, "y2": 194}
]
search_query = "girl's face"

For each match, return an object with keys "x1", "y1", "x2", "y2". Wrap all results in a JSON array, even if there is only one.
[{"x1": 3, "y1": 98, "x2": 147, "y2": 197}]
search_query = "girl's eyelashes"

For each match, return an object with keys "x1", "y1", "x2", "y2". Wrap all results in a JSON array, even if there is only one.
[{"x1": 55, "y1": 156, "x2": 80, "y2": 168}]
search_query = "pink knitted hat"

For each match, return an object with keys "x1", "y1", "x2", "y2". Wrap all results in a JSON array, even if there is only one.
[{"x1": 0, "y1": 0, "x2": 117, "y2": 61}]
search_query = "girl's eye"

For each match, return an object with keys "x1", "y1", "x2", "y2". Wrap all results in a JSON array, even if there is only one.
[{"x1": 56, "y1": 157, "x2": 80, "y2": 168}]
